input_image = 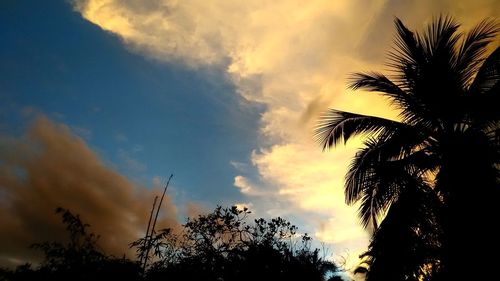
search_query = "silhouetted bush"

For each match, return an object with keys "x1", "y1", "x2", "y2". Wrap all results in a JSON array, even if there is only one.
[
  {"x1": 135, "y1": 206, "x2": 338, "y2": 281},
  {"x1": 0, "y1": 208, "x2": 141, "y2": 281},
  {"x1": 1, "y1": 206, "x2": 342, "y2": 281}
]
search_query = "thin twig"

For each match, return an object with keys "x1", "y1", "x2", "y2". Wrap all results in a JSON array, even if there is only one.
[
  {"x1": 142, "y1": 174, "x2": 174, "y2": 271},
  {"x1": 141, "y1": 196, "x2": 158, "y2": 269}
]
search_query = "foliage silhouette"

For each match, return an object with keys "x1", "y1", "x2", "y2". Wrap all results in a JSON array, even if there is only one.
[
  {"x1": 0, "y1": 208, "x2": 140, "y2": 281},
  {"x1": 133, "y1": 205, "x2": 339, "y2": 281},
  {"x1": 315, "y1": 15, "x2": 499, "y2": 281},
  {"x1": 1, "y1": 206, "x2": 342, "y2": 281},
  {"x1": 31, "y1": 207, "x2": 104, "y2": 270}
]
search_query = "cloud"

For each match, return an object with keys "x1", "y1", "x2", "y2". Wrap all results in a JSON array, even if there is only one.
[
  {"x1": 114, "y1": 132, "x2": 128, "y2": 142},
  {"x1": 70, "y1": 125, "x2": 92, "y2": 140},
  {"x1": 233, "y1": 175, "x2": 254, "y2": 195},
  {"x1": 234, "y1": 202, "x2": 253, "y2": 211},
  {"x1": 233, "y1": 175, "x2": 268, "y2": 196},
  {"x1": 0, "y1": 116, "x2": 181, "y2": 267},
  {"x1": 73, "y1": 0, "x2": 500, "y2": 269},
  {"x1": 117, "y1": 148, "x2": 147, "y2": 174},
  {"x1": 184, "y1": 202, "x2": 207, "y2": 219}
]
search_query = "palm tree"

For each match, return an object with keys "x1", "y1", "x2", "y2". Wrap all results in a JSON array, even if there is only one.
[{"x1": 315, "y1": 16, "x2": 499, "y2": 281}]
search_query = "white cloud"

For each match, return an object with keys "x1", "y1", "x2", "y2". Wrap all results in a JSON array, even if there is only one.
[
  {"x1": 234, "y1": 202, "x2": 253, "y2": 211},
  {"x1": 233, "y1": 175, "x2": 267, "y2": 196},
  {"x1": 233, "y1": 175, "x2": 253, "y2": 194},
  {"x1": 74, "y1": 0, "x2": 499, "y2": 270},
  {"x1": 117, "y1": 148, "x2": 147, "y2": 173}
]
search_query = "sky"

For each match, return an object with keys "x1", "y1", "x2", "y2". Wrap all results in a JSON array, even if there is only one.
[{"x1": 0, "y1": 0, "x2": 498, "y2": 275}]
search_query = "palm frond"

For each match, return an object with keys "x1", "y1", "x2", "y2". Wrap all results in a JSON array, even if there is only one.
[
  {"x1": 364, "y1": 183, "x2": 440, "y2": 281},
  {"x1": 387, "y1": 17, "x2": 462, "y2": 130},
  {"x1": 421, "y1": 15, "x2": 460, "y2": 64},
  {"x1": 390, "y1": 18, "x2": 424, "y2": 66},
  {"x1": 347, "y1": 72, "x2": 443, "y2": 132},
  {"x1": 314, "y1": 110, "x2": 401, "y2": 150},
  {"x1": 465, "y1": 47, "x2": 500, "y2": 124},
  {"x1": 356, "y1": 163, "x2": 417, "y2": 229},
  {"x1": 349, "y1": 72, "x2": 405, "y2": 95},
  {"x1": 458, "y1": 19, "x2": 499, "y2": 88},
  {"x1": 346, "y1": 132, "x2": 432, "y2": 229},
  {"x1": 469, "y1": 46, "x2": 500, "y2": 94},
  {"x1": 344, "y1": 124, "x2": 429, "y2": 202},
  {"x1": 348, "y1": 72, "x2": 416, "y2": 110}
]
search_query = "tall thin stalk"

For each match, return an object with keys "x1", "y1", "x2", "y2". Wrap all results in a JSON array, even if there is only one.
[
  {"x1": 142, "y1": 174, "x2": 174, "y2": 271},
  {"x1": 141, "y1": 196, "x2": 158, "y2": 268}
]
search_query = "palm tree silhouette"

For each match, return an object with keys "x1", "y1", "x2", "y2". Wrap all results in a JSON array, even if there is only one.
[{"x1": 315, "y1": 16, "x2": 499, "y2": 281}]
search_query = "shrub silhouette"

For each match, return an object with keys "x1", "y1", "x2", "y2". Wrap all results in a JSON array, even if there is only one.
[
  {"x1": 134, "y1": 206, "x2": 339, "y2": 281},
  {"x1": 0, "y1": 208, "x2": 140, "y2": 281},
  {"x1": 1, "y1": 206, "x2": 342, "y2": 281}
]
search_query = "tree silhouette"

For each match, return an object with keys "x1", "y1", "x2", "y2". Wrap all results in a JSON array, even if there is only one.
[
  {"x1": 315, "y1": 16, "x2": 499, "y2": 281},
  {"x1": 3, "y1": 208, "x2": 140, "y2": 281},
  {"x1": 135, "y1": 206, "x2": 339, "y2": 281},
  {"x1": 1, "y1": 205, "x2": 342, "y2": 281},
  {"x1": 31, "y1": 207, "x2": 104, "y2": 271}
]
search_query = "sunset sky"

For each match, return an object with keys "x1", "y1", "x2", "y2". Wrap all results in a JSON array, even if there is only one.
[{"x1": 1, "y1": 0, "x2": 498, "y2": 272}]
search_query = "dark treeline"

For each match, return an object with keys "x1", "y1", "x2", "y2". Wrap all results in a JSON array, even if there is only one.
[{"x1": 0, "y1": 206, "x2": 343, "y2": 281}]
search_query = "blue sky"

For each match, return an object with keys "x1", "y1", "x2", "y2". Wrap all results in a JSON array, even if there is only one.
[
  {"x1": 1, "y1": 0, "x2": 497, "y2": 274},
  {"x1": 0, "y1": 0, "x2": 263, "y2": 207}
]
